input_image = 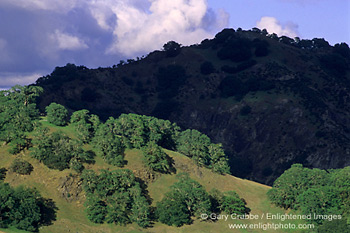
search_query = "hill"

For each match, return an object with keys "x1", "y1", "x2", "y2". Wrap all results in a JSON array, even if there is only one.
[
  {"x1": 33, "y1": 28, "x2": 350, "y2": 185},
  {"x1": 0, "y1": 119, "x2": 309, "y2": 233}
]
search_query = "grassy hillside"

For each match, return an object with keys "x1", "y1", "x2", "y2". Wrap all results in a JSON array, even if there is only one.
[{"x1": 0, "y1": 121, "x2": 310, "y2": 233}]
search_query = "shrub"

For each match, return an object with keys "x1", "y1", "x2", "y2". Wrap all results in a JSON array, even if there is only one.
[
  {"x1": 142, "y1": 141, "x2": 171, "y2": 173},
  {"x1": 163, "y1": 41, "x2": 181, "y2": 57},
  {"x1": 267, "y1": 164, "x2": 350, "y2": 226},
  {"x1": 152, "y1": 100, "x2": 179, "y2": 119},
  {"x1": 155, "y1": 173, "x2": 211, "y2": 226},
  {"x1": 240, "y1": 105, "x2": 252, "y2": 116},
  {"x1": 220, "y1": 191, "x2": 250, "y2": 215},
  {"x1": 93, "y1": 124, "x2": 126, "y2": 167},
  {"x1": 0, "y1": 183, "x2": 57, "y2": 232},
  {"x1": 8, "y1": 136, "x2": 27, "y2": 155},
  {"x1": 81, "y1": 88, "x2": 98, "y2": 102},
  {"x1": 121, "y1": 76, "x2": 134, "y2": 86},
  {"x1": 85, "y1": 195, "x2": 107, "y2": 223},
  {"x1": 0, "y1": 168, "x2": 7, "y2": 181},
  {"x1": 176, "y1": 129, "x2": 211, "y2": 166},
  {"x1": 156, "y1": 198, "x2": 191, "y2": 227},
  {"x1": 333, "y1": 43, "x2": 350, "y2": 58},
  {"x1": 31, "y1": 129, "x2": 93, "y2": 171},
  {"x1": 157, "y1": 65, "x2": 187, "y2": 99},
  {"x1": 221, "y1": 65, "x2": 237, "y2": 74},
  {"x1": 268, "y1": 164, "x2": 329, "y2": 209},
  {"x1": 317, "y1": 218, "x2": 350, "y2": 233},
  {"x1": 217, "y1": 38, "x2": 252, "y2": 62},
  {"x1": 320, "y1": 53, "x2": 349, "y2": 76},
  {"x1": 70, "y1": 109, "x2": 100, "y2": 143},
  {"x1": 218, "y1": 76, "x2": 245, "y2": 98},
  {"x1": 255, "y1": 45, "x2": 269, "y2": 57},
  {"x1": 200, "y1": 61, "x2": 215, "y2": 75},
  {"x1": 296, "y1": 186, "x2": 342, "y2": 224},
  {"x1": 176, "y1": 129, "x2": 230, "y2": 174},
  {"x1": 81, "y1": 169, "x2": 150, "y2": 228},
  {"x1": 45, "y1": 102, "x2": 69, "y2": 126},
  {"x1": 10, "y1": 159, "x2": 33, "y2": 175},
  {"x1": 214, "y1": 28, "x2": 236, "y2": 44},
  {"x1": 236, "y1": 60, "x2": 257, "y2": 72}
]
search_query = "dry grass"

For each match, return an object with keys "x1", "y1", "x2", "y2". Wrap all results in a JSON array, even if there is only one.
[{"x1": 0, "y1": 138, "x2": 306, "y2": 233}]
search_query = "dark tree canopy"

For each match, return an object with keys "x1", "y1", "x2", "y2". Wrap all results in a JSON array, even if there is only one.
[
  {"x1": 163, "y1": 41, "x2": 182, "y2": 57},
  {"x1": 0, "y1": 183, "x2": 57, "y2": 232},
  {"x1": 200, "y1": 61, "x2": 215, "y2": 75},
  {"x1": 30, "y1": 129, "x2": 93, "y2": 172}
]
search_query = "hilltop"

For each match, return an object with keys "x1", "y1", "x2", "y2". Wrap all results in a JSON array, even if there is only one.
[{"x1": 33, "y1": 28, "x2": 350, "y2": 185}]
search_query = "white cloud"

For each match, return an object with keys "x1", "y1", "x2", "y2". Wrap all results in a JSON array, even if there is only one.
[
  {"x1": 89, "y1": 4, "x2": 114, "y2": 31},
  {"x1": 256, "y1": 16, "x2": 299, "y2": 38},
  {"x1": 51, "y1": 30, "x2": 88, "y2": 51},
  {"x1": 0, "y1": 0, "x2": 79, "y2": 12},
  {"x1": 2, "y1": 0, "x2": 228, "y2": 57},
  {"x1": 215, "y1": 9, "x2": 230, "y2": 29},
  {"x1": 0, "y1": 38, "x2": 7, "y2": 50},
  {"x1": 104, "y1": 0, "x2": 229, "y2": 56},
  {"x1": 0, "y1": 38, "x2": 12, "y2": 64},
  {"x1": 0, "y1": 72, "x2": 43, "y2": 88}
]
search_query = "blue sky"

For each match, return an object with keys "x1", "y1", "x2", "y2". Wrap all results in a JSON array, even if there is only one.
[
  {"x1": 0, "y1": 0, "x2": 349, "y2": 89},
  {"x1": 209, "y1": 0, "x2": 350, "y2": 45}
]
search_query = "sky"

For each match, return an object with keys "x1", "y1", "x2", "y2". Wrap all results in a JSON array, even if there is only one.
[{"x1": 0, "y1": 0, "x2": 349, "y2": 89}]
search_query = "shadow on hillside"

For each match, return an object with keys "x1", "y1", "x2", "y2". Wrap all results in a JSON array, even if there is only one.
[
  {"x1": 167, "y1": 156, "x2": 177, "y2": 174},
  {"x1": 38, "y1": 198, "x2": 59, "y2": 227},
  {"x1": 85, "y1": 150, "x2": 97, "y2": 165}
]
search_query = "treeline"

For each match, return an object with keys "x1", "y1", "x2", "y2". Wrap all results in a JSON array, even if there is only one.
[
  {"x1": 95, "y1": 113, "x2": 230, "y2": 174},
  {"x1": 44, "y1": 101, "x2": 231, "y2": 175},
  {"x1": 268, "y1": 164, "x2": 350, "y2": 232},
  {"x1": 199, "y1": 28, "x2": 349, "y2": 90},
  {"x1": 0, "y1": 85, "x2": 230, "y2": 176},
  {"x1": 0, "y1": 86, "x2": 230, "y2": 175},
  {"x1": 207, "y1": 27, "x2": 350, "y2": 55}
]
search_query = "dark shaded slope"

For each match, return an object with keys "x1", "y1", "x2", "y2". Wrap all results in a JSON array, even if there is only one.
[{"x1": 34, "y1": 28, "x2": 350, "y2": 185}]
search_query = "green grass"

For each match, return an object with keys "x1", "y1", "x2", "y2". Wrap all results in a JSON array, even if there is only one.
[
  {"x1": 39, "y1": 117, "x2": 78, "y2": 139},
  {"x1": 0, "y1": 122, "x2": 310, "y2": 233}
]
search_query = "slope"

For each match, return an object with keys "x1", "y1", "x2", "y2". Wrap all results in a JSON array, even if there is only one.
[{"x1": 0, "y1": 121, "x2": 309, "y2": 233}]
